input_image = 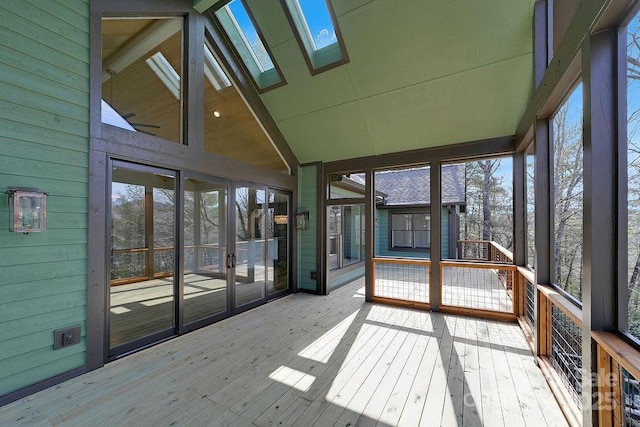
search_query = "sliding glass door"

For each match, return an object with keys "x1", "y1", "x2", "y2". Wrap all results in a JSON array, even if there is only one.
[
  {"x1": 183, "y1": 175, "x2": 229, "y2": 326},
  {"x1": 108, "y1": 162, "x2": 291, "y2": 356},
  {"x1": 109, "y1": 162, "x2": 176, "y2": 354}
]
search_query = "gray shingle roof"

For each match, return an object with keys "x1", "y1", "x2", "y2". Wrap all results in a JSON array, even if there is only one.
[{"x1": 373, "y1": 164, "x2": 465, "y2": 206}]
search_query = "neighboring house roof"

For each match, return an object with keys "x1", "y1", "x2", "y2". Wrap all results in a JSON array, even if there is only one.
[{"x1": 374, "y1": 164, "x2": 466, "y2": 206}]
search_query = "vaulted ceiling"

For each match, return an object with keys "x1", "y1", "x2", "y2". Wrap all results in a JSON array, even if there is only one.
[{"x1": 244, "y1": 0, "x2": 534, "y2": 164}]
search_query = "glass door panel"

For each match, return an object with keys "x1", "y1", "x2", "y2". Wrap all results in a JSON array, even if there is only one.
[
  {"x1": 110, "y1": 163, "x2": 176, "y2": 350},
  {"x1": 267, "y1": 191, "x2": 290, "y2": 295},
  {"x1": 184, "y1": 177, "x2": 228, "y2": 324},
  {"x1": 234, "y1": 186, "x2": 266, "y2": 308}
]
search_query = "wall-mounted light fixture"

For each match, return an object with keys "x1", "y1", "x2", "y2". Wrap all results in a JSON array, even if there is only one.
[
  {"x1": 296, "y1": 211, "x2": 309, "y2": 230},
  {"x1": 7, "y1": 187, "x2": 47, "y2": 233}
]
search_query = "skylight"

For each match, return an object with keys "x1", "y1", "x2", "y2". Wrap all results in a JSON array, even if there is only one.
[
  {"x1": 292, "y1": 0, "x2": 336, "y2": 51},
  {"x1": 226, "y1": 0, "x2": 273, "y2": 72},
  {"x1": 281, "y1": 0, "x2": 348, "y2": 74},
  {"x1": 212, "y1": 0, "x2": 285, "y2": 92}
]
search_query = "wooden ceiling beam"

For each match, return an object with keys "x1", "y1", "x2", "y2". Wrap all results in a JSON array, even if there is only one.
[{"x1": 102, "y1": 17, "x2": 182, "y2": 82}]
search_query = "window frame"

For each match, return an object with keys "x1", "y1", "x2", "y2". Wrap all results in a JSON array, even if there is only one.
[
  {"x1": 210, "y1": 0, "x2": 286, "y2": 93},
  {"x1": 280, "y1": 0, "x2": 350, "y2": 75},
  {"x1": 388, "y1": 209, "x2": 431, "y2": 252}
]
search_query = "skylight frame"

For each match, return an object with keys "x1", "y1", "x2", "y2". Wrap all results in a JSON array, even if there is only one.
[
  {"x1": 204, "y1": 41, "x2": 232, "y2": 91},
  {"x1": 146, "y1": 51, "x2": 181, "y2": 99},
  {"x1": 280, "y1": 0, "x2": 349, "y2": 75},
  {"x1": 211, "y1": 0, "x2": 286, "y2": 93}
]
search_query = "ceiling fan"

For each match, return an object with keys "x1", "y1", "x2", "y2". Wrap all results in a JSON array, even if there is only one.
[{"x1": 121, "y1": 112, "x2": 160, "y2": 136}]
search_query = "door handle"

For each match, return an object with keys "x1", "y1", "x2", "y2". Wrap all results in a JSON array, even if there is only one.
[
  {"x1": 226, "y1": 254, "x2": 232, "y2": 269},
  {"x1": 231, "y1": 253, "x2": 237, "y2": 268}
]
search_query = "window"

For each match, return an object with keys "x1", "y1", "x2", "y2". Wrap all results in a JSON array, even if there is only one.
[
  {"x1": 390, "y1": 212, "x2": 430, "y2": 250},
  {"x1": 526, "y1": 150, "x2": 536, "y2": 268},
  {"x1": 329, "y1": 204, "x2": 364, "y2": 270},
  {"x1": 281, "y1": 0, "x2": 349, "y2": 74},
  {"x1": 551, "y1": 83, "x2": 583, "y2": 302},
  {"x1": 329, "y1": 172, "x2": 366, "y2": 199},
  {"x1": 213, "y1": 0, "x2": 285, "y2": 92},
  {"x1": 202, "y1": 36, "x2": 288, "y2": 172},
  {"x1": 101, "y1": 17, "x2": 183, "y2": 143},
  {"x1": 626, "y1": 10, "x2": 640, "y2": 341}
]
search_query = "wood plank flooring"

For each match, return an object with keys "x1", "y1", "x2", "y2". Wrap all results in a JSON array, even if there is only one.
[{"x1": 0, "y1": 278, "x2": 567, "y2": 426}]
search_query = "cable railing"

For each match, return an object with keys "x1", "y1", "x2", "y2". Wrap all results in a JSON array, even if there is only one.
[{"x1": 372, "y1": 257, "x2": 430, "y2": 306}]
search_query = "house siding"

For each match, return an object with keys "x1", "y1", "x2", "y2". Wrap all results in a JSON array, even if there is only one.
[
  {"x1": 375, "y1": 207, "x2": 449, "y2": 259},
  {"x1": 0, "y1": 0, "x2": 89, "y2": 397},
  {"x1": 297, "y1": 165, "x2": 318, "y2": 291}
]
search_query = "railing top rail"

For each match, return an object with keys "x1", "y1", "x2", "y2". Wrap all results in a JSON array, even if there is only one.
[
  {"x1": 517, "y1": 266, "x2": 535, "y2": 284},
  {"x1": 537, "y1": 284, "x2": 582, "y2": 328},
  {"x1": 591, "y1": 331, "x2": 640, "y2": 381},
  {"x1": 372, "y1": 257, "x2": 431, "y2": 266},
  {"x1": 440, "y1": 260, "x2": 517, "y2": 271},
  {"x1": 489, "y1": 241, "x2": 513, "y2": 260}
]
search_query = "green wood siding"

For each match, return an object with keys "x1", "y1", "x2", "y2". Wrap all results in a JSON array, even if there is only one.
[
  {"x1": 297, "y1": 165, "x2": 318, "y2": 291},
  {"x1": 441, "y1": 206, "x2": 450, "y2": 258},
  {"x1": 329, "y1": 266, "x2": 364, "y2": 289},
  {"x1": 0, "y1": 0, "x2": 89, "y2": 397}
]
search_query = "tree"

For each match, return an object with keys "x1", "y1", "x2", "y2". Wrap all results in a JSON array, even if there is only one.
[
  {"x1": 551, "y1": 90, "x2": 583, "y2": 300},
  {"x1": 460, "y1": 158, "x2": 513, "y2": 259}
]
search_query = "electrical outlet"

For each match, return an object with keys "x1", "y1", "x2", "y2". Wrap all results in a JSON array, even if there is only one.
[{"x1": 54, "y1": 325, "x2": 81, "y2": 349}]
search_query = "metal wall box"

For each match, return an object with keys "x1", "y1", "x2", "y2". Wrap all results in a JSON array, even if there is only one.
[{"x1": 7, "y1": 188, "x2": 47, "y2": 233}]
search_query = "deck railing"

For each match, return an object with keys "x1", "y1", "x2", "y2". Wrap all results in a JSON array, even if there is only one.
[
  {"x1": 513, "y1": 268, "x2": 584, "y2": 427},
  {"x1": 371, "y1": 257, "x2": 431, "y2": 307},
  {"x1": 592, "y1": 331, "x2": 640, "y2": 426},
  {"x1": 458, "y1": 239, "x2": 514, "y2": 263},
  {"x1": 439, "y1": 260, "x2": 516, "y2": 320}
]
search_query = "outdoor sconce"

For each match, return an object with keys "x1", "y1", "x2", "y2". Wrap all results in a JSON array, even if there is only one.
[
  {"x1": 7, "y1": 187, "x2": 47, "y2": 233},
  {"x1": 296, "y1": 211, "x2": 309, "y2": 230}
]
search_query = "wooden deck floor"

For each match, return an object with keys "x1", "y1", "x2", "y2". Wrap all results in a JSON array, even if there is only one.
[{"x1": 0, "y1": 279, "x2": 567, "y2": 426}]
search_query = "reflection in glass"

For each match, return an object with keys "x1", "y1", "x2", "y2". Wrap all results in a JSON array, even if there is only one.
[
  {"x1": 101, "y1": 18, "x2": 183, "y2": 143},
  {"x1": 235, "y1": 186, "x2": 266, "y2": 307},
  {"x1": 552, "y1": 84, "x2": 583, "y2": 301},
  {"x1": 267, "y1": 192, "x2": 290, "y2": 295},
  {"x1": 627, "y1": 11, "x2": 640, "y2": 340},
  {"x1": 329, "y1": 204, "x2": 364, "y2": 270},
  {"x1": 526, "y1": 153, "x2": 536, "y2": 268},
  {"x1": 110, "y1": 164, "x2": 175, "y2": 348},
  {"x1": 184, "y1": 178, "x2": 228, "y2": 324},
  {"x1": 329, "y1": 172, "x2": 366, "y2": 199}
]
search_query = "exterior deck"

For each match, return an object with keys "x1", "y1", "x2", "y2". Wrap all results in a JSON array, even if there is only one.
[{"x1": 0, "y1": 279, "x2": 566, "y2": 426}]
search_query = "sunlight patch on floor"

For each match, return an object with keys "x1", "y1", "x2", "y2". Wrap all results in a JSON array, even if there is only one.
[
  {"x1": 268, "y1": 366, "x2": 316, "y2": 392},
  {"x1": 298, "y1": 310, "x2": 360, "y2": 363}
]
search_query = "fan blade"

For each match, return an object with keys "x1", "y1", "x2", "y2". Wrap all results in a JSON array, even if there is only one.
[{"x1": 130, "y1": 122, "x2": 161, "y2": 129}]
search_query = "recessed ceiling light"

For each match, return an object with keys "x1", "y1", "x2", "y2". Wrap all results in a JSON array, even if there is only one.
[{"x1": 213, "y1": 110, "x2": 221, "y2": 118}]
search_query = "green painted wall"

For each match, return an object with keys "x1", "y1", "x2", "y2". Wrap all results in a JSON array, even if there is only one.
[
  {"x1": 0, "y1": 0, "x2": 89, "y2": 397},
  {"x1": 375, "y1": 207, "x2": 450, "y2": 259},
  {"x1": 329, "y1": 266, "x2": 364, "y2": 290},
  {"x1": 297, "y1": 165, "x2": 318, "y2": 291}
]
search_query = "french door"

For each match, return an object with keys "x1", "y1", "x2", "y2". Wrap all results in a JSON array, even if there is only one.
[{"x1": 108, "y1": 161, "x2": 290, "y2": 358}]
